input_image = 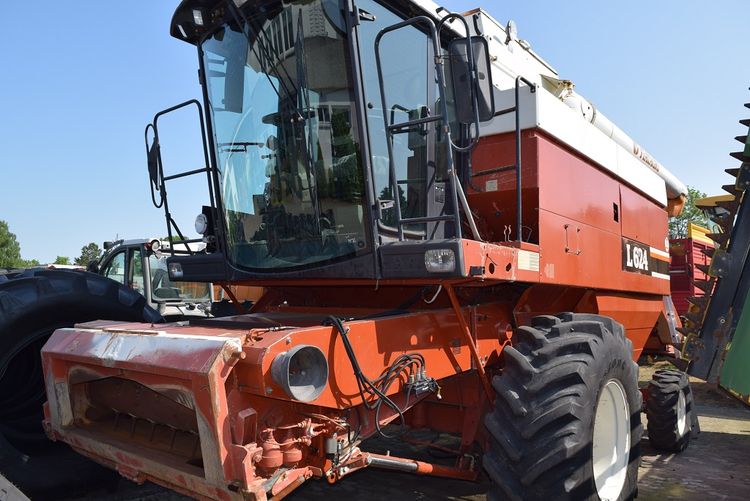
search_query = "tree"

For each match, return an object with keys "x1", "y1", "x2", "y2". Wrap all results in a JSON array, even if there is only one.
[
  {"x1": 669, "y1": 186, "x2": 712, "y2": 239},
  {"x1": 0, "y1": 220, "x2": 22, "y2": 269},
  {"x1": 53, "y1": 256, "x2": 71, "y2": 265},
  {"x1": 75, "y1": 242, "x2": 102, "y2": 266}
]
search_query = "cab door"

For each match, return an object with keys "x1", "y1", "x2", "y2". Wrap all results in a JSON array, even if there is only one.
[
  {"x1": 355, "y1": 1, "x2": 450, "y2": 240},
  {"x1": 100, "y1": 247, "x2": 148, "y2": 299}
]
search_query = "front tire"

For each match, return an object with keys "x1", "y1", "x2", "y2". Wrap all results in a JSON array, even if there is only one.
[
  {"x1": 646, "y1": 369, "x2": 693, "y2": 452},
  {"x1": 483, "y1": 313, "x2": 642, "y2": 501},
  {"x1": 0, "y1": 269, "x2": 162, "y2": 497}
]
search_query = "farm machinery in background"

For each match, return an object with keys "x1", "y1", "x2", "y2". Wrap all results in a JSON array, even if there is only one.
[
  {"x1": 1, "y1": 1, "x2": 702, "y2": 500},
  {"x1": 88, "y1": 237, "x2": 264, "y2": 319},
  {"x1": 681, "y1": 106, "x2": 750, "y2": 405},
  {"x1": 89, "y1": 238, "x2": 213, "y2": 320},
  {"x1": 669, "y1": 223, "x2": 715, "y2": 318}
]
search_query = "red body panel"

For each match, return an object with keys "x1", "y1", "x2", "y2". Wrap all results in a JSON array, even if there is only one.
[{"x1": 470, "y1": 129, "x2": 670, "y2": 296}]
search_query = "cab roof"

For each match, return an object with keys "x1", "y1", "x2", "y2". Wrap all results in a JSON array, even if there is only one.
[{"x1": 170, "y1": 0, "x2": 450, "y2": 45}]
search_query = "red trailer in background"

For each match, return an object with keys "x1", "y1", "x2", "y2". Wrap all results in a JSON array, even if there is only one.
[{"x1": 670, "y1": 223, "x2": 715, "y2": 317}]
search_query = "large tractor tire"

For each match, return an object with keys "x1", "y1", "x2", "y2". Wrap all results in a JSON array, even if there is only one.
[
  {"x1": 484, "y1": 313, "x2": 642, "y2": 501},
  {"x1": 0, "y1": 269, "x2": 162, "y2": 497},
  {"x1": 645, "y1": 369, "x2": 693, "y2": 452}
]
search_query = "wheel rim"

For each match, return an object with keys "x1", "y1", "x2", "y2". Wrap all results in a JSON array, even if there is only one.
[
  {"x1": 593, "y1": 379, "x2": 630, "y2": 500},
  {"x1": 676, "y1": 390, "x2": 687, "y2": 436}
]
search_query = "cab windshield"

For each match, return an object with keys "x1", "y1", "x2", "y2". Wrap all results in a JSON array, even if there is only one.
[{"x1": 201, "y1": 0, "x2": 368, "y2": 271}]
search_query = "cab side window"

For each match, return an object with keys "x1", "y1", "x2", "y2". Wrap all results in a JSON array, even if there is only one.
[
  {"x1": 101, "y1": 252, "x2": 126, "y2": 284},
  {"x1": 129, "y1": 249, "x2": 145, "y2": 295}
]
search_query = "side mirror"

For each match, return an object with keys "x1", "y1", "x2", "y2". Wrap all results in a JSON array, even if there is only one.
[
  {"x1": 448, "y1": 36, "x2": 496, "y2": 124},
  {"x1": 147, "y1": 133, "x2": 161, "y2": 186}
]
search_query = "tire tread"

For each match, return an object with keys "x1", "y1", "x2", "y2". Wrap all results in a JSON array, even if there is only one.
[
  {"x1": 646, "y1": 369, "x2": 693, "y2": 452},
  {"x1": 484, "y1": 313, "x2": 641, "y2": 501}
]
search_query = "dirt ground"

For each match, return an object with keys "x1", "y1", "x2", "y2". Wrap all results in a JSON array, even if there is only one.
[
  {"x1": 53, "y1": 362, "x2": 750, "y2": 501},
  {"x1": 636, "y1": 363, "x2": 750, "y2": 501}
]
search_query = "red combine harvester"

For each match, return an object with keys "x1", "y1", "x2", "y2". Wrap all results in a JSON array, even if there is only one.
[{"x1": 37, "y1": 1, "x2": 692, "y2": 499}]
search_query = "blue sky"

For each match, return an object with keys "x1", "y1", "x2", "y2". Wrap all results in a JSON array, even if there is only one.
[{"x1": 0, "y1": 1, "x2": 747, "y2": 263}]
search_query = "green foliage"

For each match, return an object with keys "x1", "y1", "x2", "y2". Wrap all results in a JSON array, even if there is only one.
[
  {"x1": 0, "y1": 220, "x2": 22, "y2": 268},
  {"x1": 669, "y1": 186, "x2": 712, "y2": 239},
  {"x1": 0, "y1": 221, "x2": 42, "y2": 268},
  {"x1": 53, "y1": 256, "x2": 71, "y2": 265},
  {"x1": 75, "y1": 242, "x2": 102, "y2": 266}
]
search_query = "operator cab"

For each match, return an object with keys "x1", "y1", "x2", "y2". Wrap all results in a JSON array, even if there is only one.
[{"x1": 149, "y1": 0, "x2": 496, "y2": 282}]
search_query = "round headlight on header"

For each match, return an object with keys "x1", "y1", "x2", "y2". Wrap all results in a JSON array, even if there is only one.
[{"x1": 271, "y1": 345, "x2": 329, "y2": 402}]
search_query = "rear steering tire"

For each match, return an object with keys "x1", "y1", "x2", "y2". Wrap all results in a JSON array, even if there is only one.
[
  {"x1": 646, "y1": 369, "x2": 693, "y2": 452},
  {"x1": 483, "y1": 313, "x2": 642, "y2": 501}
]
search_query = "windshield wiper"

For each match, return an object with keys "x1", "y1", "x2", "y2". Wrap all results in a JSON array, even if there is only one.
[{"x1": 218, "y1": 141, "x2": 265, "y2": 153}]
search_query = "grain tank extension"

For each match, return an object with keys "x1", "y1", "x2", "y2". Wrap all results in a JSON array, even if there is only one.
[{"x1": 40, "y1": 1, "x2": 688, "y2": 500}]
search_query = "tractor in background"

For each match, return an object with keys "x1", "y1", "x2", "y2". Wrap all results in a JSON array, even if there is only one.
[
  {"x1": 88, "y1": 238, "x2": 213, "y2": 321},
  {"x1": 87, "y1": 237, "x2": 264, "y2": 319}
]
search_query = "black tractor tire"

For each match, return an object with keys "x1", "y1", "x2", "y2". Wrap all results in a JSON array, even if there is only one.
[
  {"x1": 0, "y1": 268, "x2": 162, "y2": 497},
  {"x1": 645, "y1": 369, "x2": 693, "y2": 453},
  {"x1": 483, "y1": 313, "x2": 642, "y2": 501}
]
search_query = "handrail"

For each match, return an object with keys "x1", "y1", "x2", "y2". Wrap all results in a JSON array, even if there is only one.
[
  {"x1": 144, "y1": 99, "x2": 216, "y2": 255},
  {"x1": 514, "y1": 76, "x2": 536, "y2": 243},
  {"x1": 388, "y1": 114, "x2": 443, "y2": 132}
]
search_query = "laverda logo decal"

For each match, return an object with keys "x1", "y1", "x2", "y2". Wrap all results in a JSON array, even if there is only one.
[{"x1": 621, "y1": 237, "x2": 670, "y2": 279}]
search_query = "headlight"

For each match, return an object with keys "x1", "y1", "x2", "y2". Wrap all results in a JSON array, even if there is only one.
[
  {"x1": 271, "y1": 345, "x2": 328, "y2": 402},
  {"x1": 195, "y1": 213, "x2": 209, "y2": 235},
  {"x1": 424, "y1": 248, "x2": 455, "y2": 273},
  {"x1": 192, "y1": 9, "x2": 204, "y2": 26}
]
